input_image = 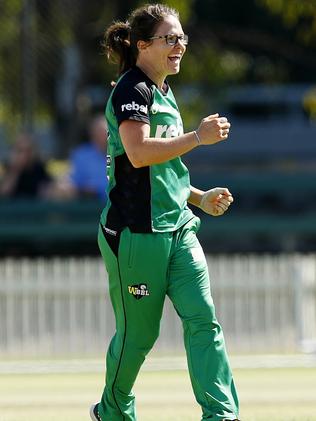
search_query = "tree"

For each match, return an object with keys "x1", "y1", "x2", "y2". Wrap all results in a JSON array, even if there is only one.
[
  {"x1": 0, "y1": 0, "x2": 24, "y2": 138},
  {"x1": 259, "y1": 0, "x2": 316, "y2": 45},
  {"x1": 193, "y1": 0, "x2": 316, "y2": 83}
]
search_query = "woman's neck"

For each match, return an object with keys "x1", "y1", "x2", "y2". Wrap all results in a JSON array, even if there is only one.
[{"x1": 136, "y1": 60, "x2": 165, "y2": 91}]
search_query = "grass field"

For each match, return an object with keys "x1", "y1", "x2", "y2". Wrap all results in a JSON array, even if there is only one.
[{"x1": 0, "y1": 366, "x2": 316, "y2": 421}]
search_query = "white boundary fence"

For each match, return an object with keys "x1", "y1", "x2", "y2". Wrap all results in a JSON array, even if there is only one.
[{"x1": 0, "y1": 254, "x2": 316, "y2": 357}]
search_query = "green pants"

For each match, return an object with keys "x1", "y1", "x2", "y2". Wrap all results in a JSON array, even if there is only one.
[{"x1": 97, "y1": 216, "x2": 239, "y2": 421}]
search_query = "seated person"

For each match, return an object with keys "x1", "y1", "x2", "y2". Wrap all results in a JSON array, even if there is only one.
[
  {"x1": 0, "y1": 133, "x2": 52, "y2": 199},
  {"x1": 54, "y1": 114, "x2": 108, "y2": 203}
]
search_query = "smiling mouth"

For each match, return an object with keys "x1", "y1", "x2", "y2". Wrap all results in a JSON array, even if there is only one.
[{"x1": 168, "y1": 56, "x2": 181, "y2": 63}]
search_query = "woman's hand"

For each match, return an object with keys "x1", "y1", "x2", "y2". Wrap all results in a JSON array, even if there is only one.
[
  {"x1": 196, "y1": 113, "x2": 231, "y2": 145},
  {"x1": 199, "y1": 187, "x2": 234, "y2": 216}
]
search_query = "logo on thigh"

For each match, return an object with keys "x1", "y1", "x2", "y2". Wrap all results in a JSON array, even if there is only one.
[{"x1": 128, "y1": 283, "x2": 150, "y2": 300}]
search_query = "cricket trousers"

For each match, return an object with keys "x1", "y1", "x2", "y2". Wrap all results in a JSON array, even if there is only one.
[{"x1": 97, "y1": 216, "x2": 239, "y2": 421}]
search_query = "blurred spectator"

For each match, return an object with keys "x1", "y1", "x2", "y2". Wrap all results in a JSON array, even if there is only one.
[
  {"x1": 0, "y1": 133, "x2": 52, "y2": 199},
  {"x1": 54, "y1": 114, "x2": 108, "y2": 203}
]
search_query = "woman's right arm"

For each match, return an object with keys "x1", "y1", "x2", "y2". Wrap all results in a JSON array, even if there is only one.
[{"x1": 119, "y1": 113, "x2": 230, "y2": 168}]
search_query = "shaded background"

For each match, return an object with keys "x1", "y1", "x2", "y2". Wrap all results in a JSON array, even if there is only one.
[
  {"x1": 0, "y1": 0, "x2": 316, "y2": 256},
  {"x1": 0, "y1": 0, "x2": 316, "y2": 378}
]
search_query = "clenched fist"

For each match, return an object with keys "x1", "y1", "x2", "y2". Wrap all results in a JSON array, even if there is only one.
[
  {"x1": 196, "y1": 113, "x2": 231, "y2": 145},
  {"x1": 199, "y1": 187, "x2": 234, "y2": 216}
]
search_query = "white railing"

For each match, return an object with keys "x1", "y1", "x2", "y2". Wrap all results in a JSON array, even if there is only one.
[{"x1": 0, "y1": 254, "x2": 315, "y2": 356}]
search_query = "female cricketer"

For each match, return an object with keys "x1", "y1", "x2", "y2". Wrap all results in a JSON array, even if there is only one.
[{"x1": 90, "y1": 3, "x2": 240, "y2": 421}]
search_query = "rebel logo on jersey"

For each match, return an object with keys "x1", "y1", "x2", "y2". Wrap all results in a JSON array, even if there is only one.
[
  {"x1": 121, "y1": 102, "x2": 148, "y2": 113},
  {"x1": 128, "y1": 284, "x2": 150, "y2": 299}
]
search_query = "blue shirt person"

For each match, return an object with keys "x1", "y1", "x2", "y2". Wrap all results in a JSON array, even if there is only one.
[{"x1": 69, "y1": 114, "x2": 108, "y2": 203}]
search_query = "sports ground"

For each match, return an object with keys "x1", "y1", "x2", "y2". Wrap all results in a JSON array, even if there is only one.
[{"x1": 0, "y1": 357, "x2": 316, "y2": 421}]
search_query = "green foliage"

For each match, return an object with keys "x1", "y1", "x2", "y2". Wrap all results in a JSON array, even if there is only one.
[
  {"x1": 0, "y1": 0, "x2": 24, "y2": 138},
  {"x1": 133, "y1": 0, "x2": 194, "y2": 24},
  {"x1": 1, "y1": 0, "x2": 315, "y2": 151},
  {"x1": 0, "y1": 0, "x2": 22, "y2": 47},
  {"x1": 161, "y1": 0, "x2": 195, "y2": 24},
  {"x1": 258, "y1": 0, "x2": 316, "y2": 44},
  {"x1": 0, "y1": 0, "x2": 74, "y2": 140},
  {"x1": 178, "y1": 45, "x2": 250, "y2": 101}
]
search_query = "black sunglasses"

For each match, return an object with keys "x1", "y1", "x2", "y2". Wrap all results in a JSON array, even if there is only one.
[{"x1": 149, "y1": 34, "x2": 189, "y2": 46}]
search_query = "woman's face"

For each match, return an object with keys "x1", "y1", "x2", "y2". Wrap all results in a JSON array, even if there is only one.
[{"x1": 140, "y1": 15, "x2": 187, "y2": 80}]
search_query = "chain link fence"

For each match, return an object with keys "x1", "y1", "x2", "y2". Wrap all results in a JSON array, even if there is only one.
[{"x1": 0, "y1": 0, "x2": 115, "y2": 160}]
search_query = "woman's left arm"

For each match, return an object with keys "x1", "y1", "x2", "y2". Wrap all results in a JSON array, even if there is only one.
[{"x1": 188, "y1": 185, "x2": 234, "y2": 216}]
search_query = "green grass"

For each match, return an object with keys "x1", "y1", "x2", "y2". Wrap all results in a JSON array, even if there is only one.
[{"x1": 0, "y1": 367, "x2": 316, "y2": 420}]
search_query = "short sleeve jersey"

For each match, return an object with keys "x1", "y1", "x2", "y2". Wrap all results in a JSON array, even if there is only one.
[{"x1": 101, "y1": 66, "x2": 193, "y2": 233}]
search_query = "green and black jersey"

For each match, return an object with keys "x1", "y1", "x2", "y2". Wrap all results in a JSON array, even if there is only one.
[{"x1": 101, "y1": 66, "x2": 193, "y2": 234}]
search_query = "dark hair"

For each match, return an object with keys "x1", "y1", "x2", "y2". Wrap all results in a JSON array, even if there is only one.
[{"x1": 104, "y1": 3, "x2": 179, "y2": 75}]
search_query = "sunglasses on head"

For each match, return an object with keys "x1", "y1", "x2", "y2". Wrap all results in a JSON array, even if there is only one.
[{"x1": 149, "y1": 33, "x2": 189, "y2": 46}]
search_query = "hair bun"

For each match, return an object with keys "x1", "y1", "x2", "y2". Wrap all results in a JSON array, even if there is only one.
[{"x1": 113, "y1": 22, "x2": 130, "y2": 43}]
